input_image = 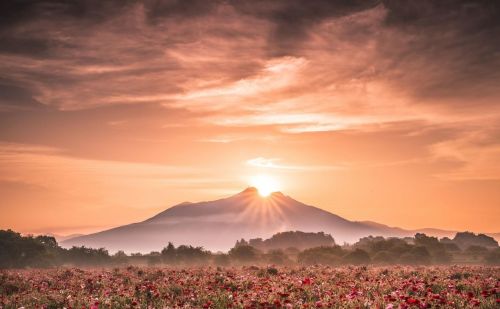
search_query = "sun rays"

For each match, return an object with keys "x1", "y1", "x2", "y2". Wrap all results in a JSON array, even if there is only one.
[{"x1": 249, "y1": 174, "x2": 281, "y2": 197}]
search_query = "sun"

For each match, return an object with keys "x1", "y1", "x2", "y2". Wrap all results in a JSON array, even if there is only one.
[{"x1": 249, "y1": 174, "x2": 280, "y2": 197}]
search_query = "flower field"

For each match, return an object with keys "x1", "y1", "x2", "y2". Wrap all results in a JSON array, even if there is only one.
[{"x1": 1, "y1": 266, "x2": 499, "y2": 308}]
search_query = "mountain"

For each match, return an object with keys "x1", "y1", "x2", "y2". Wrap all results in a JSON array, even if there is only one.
[
  {"x1": 61, "y1": 188, "x2": 497, "y2": 253},
  {"x1": 46, "y1": 233, "x2": 85, "y2": 242}
]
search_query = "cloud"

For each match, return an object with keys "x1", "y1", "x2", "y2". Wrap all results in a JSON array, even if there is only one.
[
  {"x1": 230, "y1": 0, "x2": 380, "y2": 56},
  {"x1": 144, "y1": 0, "x2": 219, "y2": 21},
  {"x1": 377, "y1": 0, "x2": 500, "y2": 105},
  {"x1": 0, "y1": 1, "x2": 134, "y2": 27},
  {"x1": 0, "y1": 79, "x2": 47, "y2": 110},
  {"x1": 0, "y1": 0, "x2": 499, "y2": 183},
  {"x1": 430, "y1": 126, "x2": 500, "y2": 181},
  {"x1": 179, "y1": 57, "x2": 307, "y2": 101},
  {"x1": 246, "y1": 157, "x2": 345, "y2": 171},
  {"x1": 1, "y1": 0, "x2": 498, "y2": 117}
]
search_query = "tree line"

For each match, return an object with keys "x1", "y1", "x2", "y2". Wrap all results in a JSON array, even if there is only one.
[{"x1": 0, "y1": 229, "x2": 498, "y2": 268}]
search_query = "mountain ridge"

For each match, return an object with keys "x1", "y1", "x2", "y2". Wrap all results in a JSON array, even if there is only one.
[{"x1": 61, "y1": 188, "x2": 499, "y2": 253}]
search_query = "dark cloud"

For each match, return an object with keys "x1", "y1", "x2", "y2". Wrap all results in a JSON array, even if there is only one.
[
  {"x1": 382, "y1": 0, "x2": 499, "y2": 28},
  {"x1": 144, "y1": 0, "x2": 220, "y2": 21},
  {"x1": 0, "y1": 79, "x2": 46, "y2": 110},
  {"x1": 230, "y1": 0, "x2": 379, "y2": 56},
  {"x1": 0, "y1": 0, "x2": 498, "y2": 113},
  {"x1": 0, "y1": 0, "x2": 134, "y2": 28},
  {"x1": 0, "y1": 36, "x2": 51, "y2": 57},
  {"x1": 0, "y1": 0, "x2": 135, "y2": 60},
  {"x1": 0, "y1": 0, "x2": 377, "y2": 59},
  {"x1": 378, "y1": 0, "x2": 500, "y2": 104}
]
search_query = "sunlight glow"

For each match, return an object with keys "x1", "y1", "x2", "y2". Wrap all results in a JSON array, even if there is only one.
[{"x1": 249, "y1": 174, "x2": 280, "y2": 197}]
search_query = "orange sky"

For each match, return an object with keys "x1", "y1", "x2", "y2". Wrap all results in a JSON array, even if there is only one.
[{"x1": 0, "y1": 1, "x2": 499, "y2": 235}]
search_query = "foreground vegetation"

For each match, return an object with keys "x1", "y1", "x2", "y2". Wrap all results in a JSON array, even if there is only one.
[
  {"x1": 0, "y1": 265, "x2": 498, "y2": 308},
  {"x1": 0, "y1": 230, "x2": 498, "y2": 268},
  {"x1": 1, "y1": 230, "x2": 499, "y2": 308}
]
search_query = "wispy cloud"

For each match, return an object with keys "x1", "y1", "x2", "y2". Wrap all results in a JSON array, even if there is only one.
[
  {"x1": 430, "y1": 128, "x2": 500, "y2": 181},
  {"x1": 246, "y1": 157, "x2": 345, "y2": 171}
]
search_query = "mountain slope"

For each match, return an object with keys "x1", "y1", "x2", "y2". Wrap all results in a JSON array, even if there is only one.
[{"x1": 60, "y1": 188, "x2": 488, "y2": 253}]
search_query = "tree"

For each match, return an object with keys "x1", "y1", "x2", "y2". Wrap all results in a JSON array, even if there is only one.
[
  {"x1": 484, "y1": 248, "x2": 500, "y2": 265},
  {"x1": 213, "y1": 254, "x2": 230, "y2": 266},
  {"x1": 465, "y1": 245, "x2": 488, "y2": 260},
  {"x1": 161, "y1": 242, "x2": 176, "y2": 264},
  {"x1": 65, "y1": 246, "x2": 111, "y2": 266},
  {"x1": 265, "y1": 249, "x2": 291, "y2": 265},
  {"x1": 248, "y1": 231, "x2": 335, "y2": 251},
  {"x1": 453, "y1": 232, "x2": 498, "y2": 249},
  {"x1": 112, "y1": 250, "x2": 128, "y2": 265},
  {"x1": 176, "y1": 245, "x2": 211, "y2": 264},
  {"x1": 298, "y1": 246, "x2": 344, "y2": 265},
  {"x1": 372, "y1": 251, "x2": 396, "y2": 265},
  {"x1": 228, "y1": 245, "x2": 258, "y2": 263},
  {"x1": 399, "y1": 246, "x2": 431, "y2": 265},
  {"x1": 343, "y1": 249, "x2": 371, "y2": 265},
  {"x1": 0, "y1": 230, "x2": 62, "y2": 268},
  {"x1": 415, "y1": 233, "x2": 452, "y2": 264}
]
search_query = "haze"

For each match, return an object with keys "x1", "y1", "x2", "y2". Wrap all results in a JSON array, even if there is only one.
[{"x1": 1, "y1": 0, "x2": 499, "y2": 236}]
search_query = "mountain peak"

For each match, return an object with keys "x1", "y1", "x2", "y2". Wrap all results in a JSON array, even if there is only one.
[
  {"x1": 240, "y1": 187, "x2": 259, "y2": 195},
  {"x1": 239, "y1": 187, "x2": 284, "y2": 198}
]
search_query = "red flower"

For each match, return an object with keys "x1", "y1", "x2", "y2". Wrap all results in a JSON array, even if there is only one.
[{"x1": 406, "y1": 297, "x2": 419, "y2": 304}]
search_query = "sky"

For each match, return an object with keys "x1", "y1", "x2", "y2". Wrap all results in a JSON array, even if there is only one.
[{"x1": 1, "y1": 0, "x2": 499, "y2": 236}]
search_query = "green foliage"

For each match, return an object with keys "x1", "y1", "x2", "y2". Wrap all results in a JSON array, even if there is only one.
[
  {"x1": 343, "y1": 248, "x2": 371, "y2": 265},
  {"x1": 0, "y1": 230, "x2": 63, "y2": 268},
  {"x1": 265, "y1": 249, "x2": 291, "y2": 265},
  {"x1": 399, "y1": 246, "x2": 431, "y2": 265},
  {"x1": 298, "y1": 246, "x2": 344, "y2": 265},
  {"x1": 371, "y1": 251, "x2": 396, "y2": 265},
  {"x1": 160, "y1": 242, "x2": 211, "y2": 265},
  {"x1": 267, "y1": 266, "x2": 279, "y2": 275},
  {"x1": 0, "y1": 229, "x2": 113, "y2": 268},
  {"x1": 0, "y1": 229, "x2": 498, "y2": 268},
  {"x1": 442, "y1": 242, "x2": 461, "y2": 252},
  {"x1": 112, "y1": 250, "x2": 128, "y2": 265},
  {"x1": 484, "y1": 248, "x2": 500, "y2": 265},
  {"x1": 213, "y1": 253, "x2": 230, "y2": 266},
  {"x1": 356, "y1": 236, "x2": 411, "y2": 256},
  {"x1": 453, "y1": 232, "x2": 498, "y2": 249},
  {"x1": 65, "y1": 246, "x2": 111, "y2": 266},
  {"x1": 247, "y1": 231, "x2": 335, "y2": 251},
  {"x1": 228, "y1": 245, "x2": 259, "y2": 263}
]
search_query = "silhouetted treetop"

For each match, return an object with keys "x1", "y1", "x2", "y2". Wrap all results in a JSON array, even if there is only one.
[{"x1": 243, "y1": 231, "x2": 335, "y2": 251}]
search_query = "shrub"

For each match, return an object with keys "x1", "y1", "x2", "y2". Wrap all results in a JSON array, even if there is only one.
[
  {"x1": 372, "y1": 251, "x2": 396, "y2": 265},
  {"x1": 298, "y1": 246, "x2": 344, "y2": 265},
  {"x1": 343, "y1": 249, "x2": 371, "y2": 265},
  {"x1": 228, "y1": 245, "x2": 259, "y2": 263}
]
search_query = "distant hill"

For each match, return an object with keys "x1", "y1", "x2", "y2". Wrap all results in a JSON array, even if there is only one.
[
  {"x1": 46, "y1": 233, "x2": 84, "y2": 242},
  {"x1": 62, "y1": 188, "x2": 500, "y2": 253}
]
